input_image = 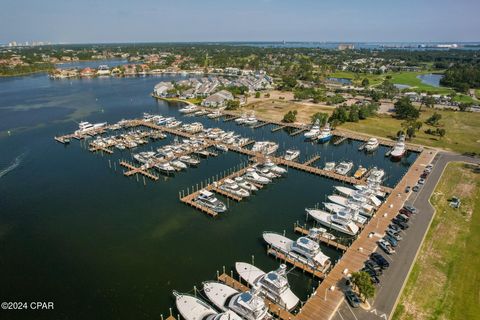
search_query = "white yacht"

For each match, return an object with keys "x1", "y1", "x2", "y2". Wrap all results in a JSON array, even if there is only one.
[
  {"x1": 166, "y1": 120, "x2": 182, "y2": 128},
  {"x1": 202, "y1": 282, "x2": 270, "y2": 320},
  {"x1": 323, "y1": 204, "x2": 368, "y2": 225},
  {"x1": 262, "y1": 232, "x2": 330, "y2": 269},
  {"x1": 304, "y1": 120, "x2": 320, "y2": 139},
  {"x1": 367, "y1": 167, "x2": 385, "y2": 184},
  {"x1": 155, "y1": 162, "x2": 176, "y2": 174},
  {"x1": 335, "y1": 186, "x2": 381, "y2": 207},
  {"x1": 255, "y1": 167, "x2": 278, "y2": 179},
  {"x1": 179, "y1": 155, "x2": 200, "y2": 166},
  {"x1": 364, "y1": 137, "x2": 379, "y2": 152},
  {"x1": 235, "y1": 113, "x2": 248, "y2": 125},
  {"x1": 244, "y1": 114, "x2": 259, "y2": 126},
  {"x1": 305, "y1": 208, "x2": 359, "y2": 236},
  {"x1": 235, "y1": 263, "x2": 300, "y2": 311},
  {"x1": 251, "y1": 141, "x2": 279, "y2": 155},
  {"x1": 207, "y1": 110, "x2": 223, "y2": 119},
  {"x1": 195, "y1": 190, "x2": 227, "y2": 213},
  {"x1": 284, "y1": 149, "x2": 300, "y2": 161},
  {"x1": 179, "y1": 105, "x2": 199, "y2": 114},
  {"x1": 214, "y1": 144, "x2": 229, "y2": 152},
  {"x1": 334, "y1": 161, "x2": 354, "y2": 175},
  {"x1": 307, "y1": 227, "x2": 336, "y2": 241},
  {"x1": 258, "y1": 159, "x2": 287, "y2": 175},
  {"x1": 327, "y1": 195, "x2": 374, "y2": 214},
  {"x1": 220, "y1": 179, "x2": 250, "y2": 197},
  {"x1": 323, "y1": 162, "x2": 336, "y2": 171},
  {"x1": 390, "y1": 135, "x2": 406, "y2": 160},
  {"x1": 355, "y1": 183, "x2": 386, "y2": 198},
  {"x1": 75, "y1": 121, "x2": 107, "y2": 134},
  {"x1": 234, "y1": 177, "x2": 258, "y2": 192},
  {"x1": 243, "y1": 169, "x2": 271, "y2": 184},
  {"x1": 171, "y1": 159, "x2": 188, "y2": 170},
  {"x1": 173, "y1": 291, "x2": 218, "y2": 320}
]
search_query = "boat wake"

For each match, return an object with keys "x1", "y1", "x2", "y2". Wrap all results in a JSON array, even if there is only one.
[{"x1": 0, "y1": 151, "x2": 27, "y2": 179}]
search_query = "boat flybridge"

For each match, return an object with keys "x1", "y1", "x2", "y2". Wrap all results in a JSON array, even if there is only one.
[
  {"x1": 327, "y1": 195, "x2": 375, "y2": 215},
  {"x1": 235, "y1": 263, "x2": 300, "y2": 311},
  {"x1": 364, "y1": 137, "x2": 379, "y2": 152},
  {"x1": 334, "y1": 186, "x2": 382, "y2": 207},
  {"x1": 304, "y1": 119, "x2": 321, "y2": 139},
  {"x1": 173, "y1": 291, "x2": 242, "y2": 320},
  {"x1": 202, "y1": 282, "x2": 271, "y2": 320},
  {"x1": 219, "y1": 179, "x2": 250, "y2": 197},
  {"x1": 234, "y1": 177, "x2": 258, "y2": 192},
  {"x1": 322, "y1": 203, "x2": 368, "y2": 225},
  {"x1": 305, "y1": 208, "x2": 359, "y2": 236},
  {"x1": 75, "y1": 121, "x2": 107, "y2": 134},
  {"x1": 317, "y1": 123, "x2": 333, "y2": 143},
  {"x1": 244, "y1": 168, "x2": 271, "y2": 185},
  {"x1": 335, "y1": 161, "x2": 354, "y2": 176},
  {"x1": 262, "y1": 232, "x2": 330, "y2": 270},
  {"x1": 256, "y1": 159, "x2": 287, "y2": 175}
]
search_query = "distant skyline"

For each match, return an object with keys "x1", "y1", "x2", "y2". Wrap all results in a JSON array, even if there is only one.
[{"x1": 1, "y1": 0, "x2": 479, "y2": 43}]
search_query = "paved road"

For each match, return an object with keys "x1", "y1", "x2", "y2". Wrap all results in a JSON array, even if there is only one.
[{"x1": 332, "y1": 152, "x2": 479, "y2": 320}]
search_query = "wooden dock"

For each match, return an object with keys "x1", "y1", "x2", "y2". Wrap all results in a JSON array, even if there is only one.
[
  {"x1": 224, "y1": 115, "x2": 240, "y2": 122},
  {"x1": 252, "y1": 121, "x2": 270, "y2": 129},
  {"x1": 271, "y1": 125, "x2": 287, "y2": 132},
  {"x1": 290, "y1": 127, "x2": 307, "y2": 136},
  {"x1": 303, "y1": 155, "x2": 321, "y2": 166},
  {"x1": 294, "y1": 224, "x2": 348, "y2": 252},
  {"x1": 267, "y1": 247, "x2": 328, "y2": 279},
  {"x1": 332, "y1": 136, "x2": 347, "y2": 145},
  {"x1": 217, "y1": 273, "x2": 296, "y2": 320},
  {"x1": 119, "y1": 161, "x2": 159, "y2": 181}
]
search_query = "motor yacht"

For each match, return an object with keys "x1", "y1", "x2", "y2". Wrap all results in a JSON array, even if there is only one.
[
  {"x1": 323, "y1": 162, "x2": 336, "y2": 171},
  {"x1": 366, "y1": 167, "x2": 385, "y2": 184},
  {"x1": 179, "y1": 105, "x2": 199, "y2": 114},
  {"x1": 390, "y1": 135, "x2": 406, "y2": 160},
  {"x1": 353, "y1": 166, "x2": 367, "y2": 179},
  {"x1": 243, "y1": 169, "x2": 271, "y2": 185},
  {"x1": 202, "y1": 282, "x2": 270, "y2": 320},
  {"x1": 166, "y1": 120, "x2": 182, "y2": 128},
  {"x1": 179, "y1": 155, "x2": 200, "y2": 166},
  {"x1": 155, "y1": 162, "x2": 176, "y2": 174},
  {"x1": 284, "y1": 149, "x2": 300, "y2": 161},
  {"x1": 335, "y1": 161, "x2": 354, "y2": 175},
  {"x1": 173, "y1": 291, "x2": 218, "y2": 320},
  {"x1": 214, "y1": 144, "x2": 229, "y2": 152},
  {"x1": 258, "y1": 159, "x2": 287, "y2": 175},
  {"x1": 305, "y1": 208, "x2": 359, "y2": 236},
  {"x1": 251, "y1": 141, "x2": 279, "y2": 155},
  {"x1": 207, "y1": 110, "x2": 223, "y2": 119},
  {"x1": 327, "y1": 195, "x2": 374, "y2": 214},
  {"x1": 235, "y1": 113, "x2": 248, "y2": 125},
  {"x1": 262, "y1": 232, "x2": 330, "y2": 269},
  {"x1": 235, "y1": 263, "x2": 299, "y2": 311},
  {"x1": 244, "y1": 114, "x2": 258, "y2": 126},
  {"x1": 171, "y1": 159, "x2": 188, "y2": 170},
  {"x1": 317, "y1": 123, "x2": 333, "y2": 143},
  {"x1": 219, "y1": 179, "x2": 250, "y2": 197},
  {"x1": 195, "y1": 190, "x2": 227, "y2": 213},
  {"x1": 364, "y1": 137, "x2": 379, "y2": 152},
  {"x1": 307, "y1": 227, "x2": 336, "y2": 241},
  {"x1": 234, "y1": 177, "x2": 258, "y2": 192},
  {"x1": 304, "y1": 120, "x2": 321, "y2": 139}
]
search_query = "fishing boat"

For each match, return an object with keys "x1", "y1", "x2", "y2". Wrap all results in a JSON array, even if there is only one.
[
  {"x1": 317, "y1": 123, "x2": 333, "y2": 143},
  {"x1": 304, "y1": 120, "x2": 320, "y2": 139},
  {"x1": 390, "y1": 135, "x2": 406, "y2": 160},
  {"x1": 202, "y1": 282, "x2": 270, "y2": 320},
  {"x1": 364, "y1": 137, "x2": 379, "y2": 152},
  {"x1": 234, "y1": 177, "x2": 258, "y2": 192},
  {"x1": 334, "y1": 161, "x2": 354, "y2": 175},
  {"x1": 262, "y1": 232, "x2": 330, "y2": 269},
  {"x1": 220, "y1": 179, "x2": 250, "y2": 197},
  {"x1": 195, "y1": 190, "x2": 227, "y2": 213},
  {"x1": 305, "y1": 208, "x2": 359, "y2": 236},
  {"x1": 353, "y1": 166, "x2": 367, "y2": 179},
  {"x1": 284, "y1": 149, "x2": 300, "y2": 161},
  {"x1": 323, "y1": 162, "x2": 336, "y2": 171},
  {"x1": 235, "y1": 263, "x2": 300, "y2": 311},
  {"x1": 173, "y1": 291, "x2": 218, "y2": 320}
]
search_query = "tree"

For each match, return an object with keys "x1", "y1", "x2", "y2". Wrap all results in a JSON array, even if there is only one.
[
  {"x1": 282, "y1": 110, "x2": 297, "y2": 123},
  {"x1": 348, "y1": 106, "x2": 360, "y2": 122},
  {"x1": 329, "y1": 106, "x2": 349, "y2": 124},
  {"x1": 394, "y1": 97, "x2": 420, "y2": 120},
  {"x1": 351, "y1": 271, "x2": 376, "y2": 302},
  {"x1": 402, "y1": 120, "x2": 423, "y2": 139},
  {"x1": 426, "y1": 112, "x2": 442, "y2": 126},
  {"x1": 420, "y1": 95, "x2": 436, "y2": 111},
  {"x1": 255, "y1": 91, "x2": 261, "y2": 98},
  {"x1": 361, "y1": 78, "x2": 370, "y2": 87},
  {"x1": 281, "y1": 75, "x2": 297, "y2": 90},
  {"x1": 310, "y1": 112, "x2": 329, "y2": 126},
  {"x1": 437, "y1": 128, "x2": 446, "y2": 138},
  {"x1": 225, "y1": 100, "x2": 240, "y2": 110}
]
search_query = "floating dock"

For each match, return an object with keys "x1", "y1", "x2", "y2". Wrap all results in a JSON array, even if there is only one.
[
  {"x1": 271, "y1": 125, "x2": 287, "y2": 132},
  {"x1": 293, "y1": 223, "x2": 348, "y2": 252},
  {"x1": 266, "y1": 246, "x2": 328, "y2": 279},
  {"x1": 303, "y1": 155, "x2": 321, "y2": 166}
]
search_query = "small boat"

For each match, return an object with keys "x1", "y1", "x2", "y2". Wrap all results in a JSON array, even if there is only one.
[
  {"x1": 304, "y1": 120, "x2": 321, "y2": 139},
  {"x1": 263, "y1": 232, "x2": 331, "y2": 269},
  {"x1": 219, "y1": 179, "x2": 250, "y2": 197},
  {"x1": 323, "y1": 162, "x2": 336, "y2": 171},
  {"x1": 307, "y1": 227, "x2": 336, "y2": 241},
  {"x1": 305, "y1": 208, "x2": 359, "y2": 236},
  {"x1": 284, "y1": 149, "x2": 300, "y2": 161},
  {"x1": 317, "y1": 123, "x2": 333, "y2": 143},
  {"x1": 234, "y1": 177, "x2": 258, "y2": 192},
  {"x1": 202, "y1": 282, "x2": 270, "y2": 320},
  {"x1": 214, "y1": 144, "x2": 228, "y2": 152},
  {"x1": 195, "y1": 190, "x2": 227, "y2": 213},
  {"x1": 335, "y1": 161, "x2": 354, "y2": 175},
  {"x1": 364, "y1": 137, "x2": 379, "y2": 152},
  {"x1": 235, "y1": 263, "x2": 299, "y2": 311},
  {"x1": 353, "y1": 166, "x2": 367, "y2": 179}
]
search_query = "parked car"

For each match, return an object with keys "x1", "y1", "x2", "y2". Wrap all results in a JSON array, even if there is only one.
[
  {"x1": 392, "y1": 218, "x2": 409, "y2": 230},
  {"x1": 403, "y1": 205, "x2": 417, "y2": 214},
  {"x1": 418, "y1": 178, "x2": 426, "y2": 185},
  {"x1": 388, "y1": 223, "x2": 401, "y2": 233},
  {"x1": 365, "y1": 260, "x2": 383, "y2": 275},
  {"x1": 378, "y1": 239, "x2": 395, "y2": 254},
  {"x1": 399, "y1": 208, "x2": 413, "y2": 217},
  {"x1": 370, "y1": 252, "x2": 390, "y2": 269},
  {"x1": 345, "y1": 290, "x2": 361, "y2": 308},
  {"x1": 420, "y1": 173, "x2": 428, "y2": 179},
  {"x1": 384, "y1": 234, "x2": 398, "y2": 247},
  {"x1": 386, "y1": 229, "x2": 403, "y2": 241},
  {"x1": 426, "y1": 164, "x2": 433, "y2": 170},
  {"x1": 405, "y1": 186, "x2": 411, "y2": 193},
  {"x1": 396, "y1": 213, "x2": 410, "y2": 222},
  {"x1": 361, "y1": 267, "x2": 380, "y2": 284},
  {"x1": 413, "y1": 185, "x2": 420, "y2": 192}
]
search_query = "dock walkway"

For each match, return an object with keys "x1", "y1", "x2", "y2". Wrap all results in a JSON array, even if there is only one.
[{"x1": 294, "y1": 224, "x2": 348, "y2": 252}]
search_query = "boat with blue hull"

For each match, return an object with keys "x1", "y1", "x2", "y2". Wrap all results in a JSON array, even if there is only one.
[{"x1": 317, "y1": 123, "x2": 333, "y2": 143}]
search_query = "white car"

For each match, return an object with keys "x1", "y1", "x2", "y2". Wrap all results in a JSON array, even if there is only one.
[{"x1": 378, "y1": 239, "x2": 395, "y2": 254}]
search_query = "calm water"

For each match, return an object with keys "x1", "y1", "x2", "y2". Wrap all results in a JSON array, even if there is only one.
[
  {"x1": 0, "y1": 69, "x2": 417, "y2": 319},
  {"x1": 417, "y1": 73, "x2": 443, "y2": 87},
  {"x1": 326, "y1": 77, "x2": 352, "y2": 85}
]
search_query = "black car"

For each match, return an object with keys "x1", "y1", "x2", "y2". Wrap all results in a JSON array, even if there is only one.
[
  {"x1": 388, "y1": 223, "x2": 401, "y2": 233},
  {"x1": 361, "y1": 267, "x2": 380, "y2": 284},
  {"x1": 392, "y1": 218, "x2": 409, "y2": 230},
  {"x1": 396, "y1": 213, "x2": 409, "y2": 223},
  {"x1": 345, "y1": 290, "x2": 361, "y2": 308},
  {"x1": 405, "y1": 186, "x2": 411, "y2": 193},
  {"x1": 403, "y1": 205, "x2": 418, "y2": 214},
  {"x1": 370, "y1": 252, "x2": 390, "y2": 269},
  {"x1": 365, "y1": 260, "x2": 383, "y2": 275}
]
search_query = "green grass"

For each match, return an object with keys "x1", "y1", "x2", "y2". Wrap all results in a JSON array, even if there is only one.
[
  {"x1": 392, "y1": 162, "x2": 480, "y2": 320},
  {"x1": 328, "y1": 71, "x2": 384, "y2": 86},
  {"x1": 475, "y1": 89, "x2": 480, "y2": 100},
  {"x1": 389, "y1": 72, "x2": 452, "y2": 94},
  {"x1": 341, "y1": 109, "x2": 480, "y2": 154},
  {"x1": 452, "y1": 94, "x2": 479, "y2": 104}
]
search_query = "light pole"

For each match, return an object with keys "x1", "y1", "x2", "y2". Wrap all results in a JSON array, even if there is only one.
[{"x1": 324, "y1": 285, "x2": 335, "y2": 301}]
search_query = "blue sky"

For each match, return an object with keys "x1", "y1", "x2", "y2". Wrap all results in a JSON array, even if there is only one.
[{"x1": 1, "y1": 0, "x2": 479, "y2": 43}]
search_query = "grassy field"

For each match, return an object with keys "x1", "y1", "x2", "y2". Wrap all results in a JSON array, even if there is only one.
[
  {"x1": 341, "y1": 109, "x2": 480, "y2": 154},
  {"x1": 392, "y1": 162, "x2": 480, "y2": 320}
]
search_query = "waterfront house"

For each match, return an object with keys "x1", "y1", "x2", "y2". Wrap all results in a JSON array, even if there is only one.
[{"x1": 201, "y1": 90, "x2": 234, "y2": 108}]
